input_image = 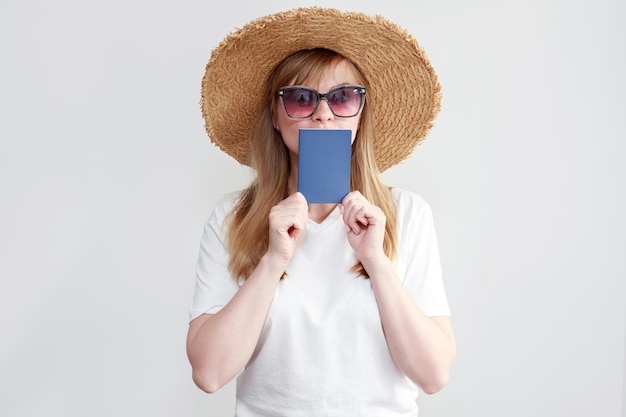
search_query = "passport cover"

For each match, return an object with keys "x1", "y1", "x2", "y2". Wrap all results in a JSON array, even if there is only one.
[{"x1": 297, "y1": 129, "x2": 351, "y2": 204}]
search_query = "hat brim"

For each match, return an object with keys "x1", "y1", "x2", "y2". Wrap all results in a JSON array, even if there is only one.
[{"x1": 201, "y1": 7, "x2": 441, "y2": 172}]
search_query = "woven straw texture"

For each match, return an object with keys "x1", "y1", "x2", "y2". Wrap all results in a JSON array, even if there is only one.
[{"x1": 201, "y1": 7, "x2": 441, "y2": 172}]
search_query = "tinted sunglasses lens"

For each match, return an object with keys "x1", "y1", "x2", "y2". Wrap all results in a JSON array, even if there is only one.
[
  {"x1": 282, "y1": 89, "x2": 318, "y2": 118},
  {"x1": 328, "y1": 87, "x2": 363, "y2": 117}
]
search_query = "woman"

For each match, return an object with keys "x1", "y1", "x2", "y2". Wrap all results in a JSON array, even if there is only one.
[{"x1": 187, "y1": 7, "x2": 455, "y2": 416}]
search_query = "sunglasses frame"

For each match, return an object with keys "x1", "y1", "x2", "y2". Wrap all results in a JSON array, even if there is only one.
[{"x1": 278, "y1": 85, "x2": 367, "y2": 119}]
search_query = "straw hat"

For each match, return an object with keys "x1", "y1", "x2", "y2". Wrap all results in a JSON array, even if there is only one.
[{"x1": 201, "y1": 7, "x2": 441, "y2": 172}]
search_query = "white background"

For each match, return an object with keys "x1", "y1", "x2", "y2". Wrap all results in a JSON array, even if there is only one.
[{"x1": 1, "y1": 0, "x2": 624, "y2": 416}]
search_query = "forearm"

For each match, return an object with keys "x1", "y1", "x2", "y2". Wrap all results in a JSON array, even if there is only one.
[
  {"x1": 186, "y1": 253, "x2": 285, "y2": 393},
  {"x1": 365, "y1": 255, "x2": 456, "y2": 394}
]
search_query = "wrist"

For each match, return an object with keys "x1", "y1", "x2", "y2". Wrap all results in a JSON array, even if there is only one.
[
  {"x1": 259, "y1": 251, "x2": 290, "y2": 280},
  {"x1": 360, "y1": 253, "x2": 394, "y2": 279}
]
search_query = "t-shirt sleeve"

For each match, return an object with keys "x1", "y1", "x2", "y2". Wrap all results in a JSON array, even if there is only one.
[
  {"x1": 394, "y1": 188, "x2": 451, "y2": 317},
  {"x1": 188, "y1": 195, "x2": 241, "y2": 322}
]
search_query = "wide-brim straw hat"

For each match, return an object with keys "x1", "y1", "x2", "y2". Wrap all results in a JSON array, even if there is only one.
[{"x1": 201, "y1": 6, "x2": 441, "y2": 172}]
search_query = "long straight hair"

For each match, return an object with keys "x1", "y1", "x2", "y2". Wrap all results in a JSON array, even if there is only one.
[{"x1": 226, "y1": 48, "x2": 397, "y2": 280}]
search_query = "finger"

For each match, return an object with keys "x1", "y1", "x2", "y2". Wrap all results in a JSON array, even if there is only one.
[
  {"x1": 342, "y1": 190, "x2": 364, "y2": 202},
  {"x1": 341, "y1": 191, "x2": 378, "y2": 233},
  {"x1": 272, "y1": 194, "x2": 309, "y2": 236},
  {"x1": 356, "y1": 206, "x2": 370, "y2": 227},
  {"x1": 343, "y1": 204, "x2": 366, "y2": 234}
]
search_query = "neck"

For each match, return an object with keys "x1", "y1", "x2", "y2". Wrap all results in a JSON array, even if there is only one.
[{"x1": 308, "y1": 203, "x2": 338, "y2": 224}]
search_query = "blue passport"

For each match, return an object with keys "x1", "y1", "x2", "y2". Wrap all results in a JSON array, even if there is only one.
[{"x1": 297, "y1": 129, "x2": 351, "y2": 204}]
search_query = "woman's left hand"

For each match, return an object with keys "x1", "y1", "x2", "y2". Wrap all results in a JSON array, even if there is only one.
[{"x1": 339, "y1": 191, "x2": 386, "y2": 264}]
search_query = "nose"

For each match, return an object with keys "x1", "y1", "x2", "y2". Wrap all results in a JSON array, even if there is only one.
[{"x1": 312, "y1": 98, "x2": 334, "y2": 122}]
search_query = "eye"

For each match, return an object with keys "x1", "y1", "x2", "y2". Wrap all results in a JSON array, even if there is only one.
[
  {"x1": 289, "y1": 89, "x2": 315, "y2": 105},
  {"x1": 329, "y1": 88, "x2": 354, "y2": 104}
]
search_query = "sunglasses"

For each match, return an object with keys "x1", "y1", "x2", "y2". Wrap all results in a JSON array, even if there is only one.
[{"x1": 278, "y1": 85, "x2": 366, "y2": 119}]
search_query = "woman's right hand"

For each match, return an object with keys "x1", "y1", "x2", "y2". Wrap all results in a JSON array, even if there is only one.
[
  {"x1": 187, "y1": 192, "x2": 309, "y2": 393},
  {"x1": 267, "y1": 192, "x2": 308, "y2": 265}
]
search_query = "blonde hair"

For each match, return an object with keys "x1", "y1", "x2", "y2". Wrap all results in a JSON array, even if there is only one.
[{"x1": 226, "y1": 48, "x2": 397, "y2": 280}]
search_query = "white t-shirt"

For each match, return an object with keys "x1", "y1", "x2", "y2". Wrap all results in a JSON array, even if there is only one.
[{"x1": 190, "y1": 188, "x2": 451, "y2": 417}]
